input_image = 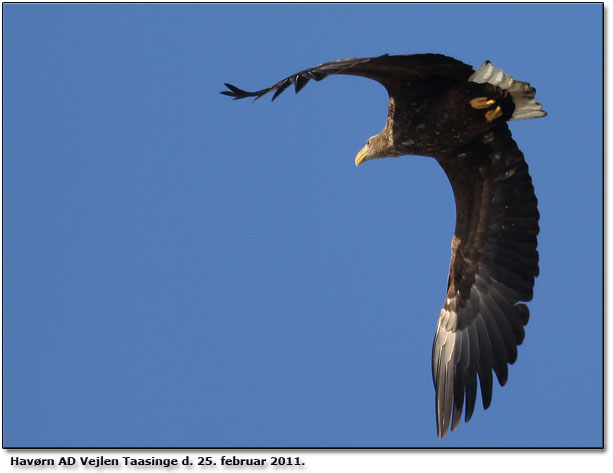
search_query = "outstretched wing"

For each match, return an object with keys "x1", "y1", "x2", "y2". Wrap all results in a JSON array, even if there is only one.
[
  {"x1": 220, "y1": 53, "x2": 474, "y2": 101},
  {"x1": 432, "y1": 123, "x2": 539, "y2": 438}
]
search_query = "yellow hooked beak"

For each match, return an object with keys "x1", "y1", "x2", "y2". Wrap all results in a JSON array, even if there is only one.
[{"x1": 355, "y1": 144, "x2": 370, "y2": 167}]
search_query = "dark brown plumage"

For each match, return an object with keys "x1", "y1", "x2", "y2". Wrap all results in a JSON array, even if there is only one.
[{"x1": 221, "y1": 53, "x2": 546, "y2": 438}]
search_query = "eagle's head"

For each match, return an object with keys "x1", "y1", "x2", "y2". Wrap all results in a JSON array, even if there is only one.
[{"x1": 355, "y1": 131, "x2": 395, "y2": 166}]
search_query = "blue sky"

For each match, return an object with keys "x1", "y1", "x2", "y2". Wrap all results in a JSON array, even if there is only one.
[{"x1": 3, "y1": 4, "x2": 603, "y2": 448}]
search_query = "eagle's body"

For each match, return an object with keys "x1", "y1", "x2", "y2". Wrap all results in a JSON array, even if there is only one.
[{"x1": 222, "y1": 53, "x2": 545, "y2": 438}]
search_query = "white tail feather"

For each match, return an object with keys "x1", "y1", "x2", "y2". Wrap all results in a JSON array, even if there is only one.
[{"x1": 469, "y1": 61, "x2": 546, "y2": 121}]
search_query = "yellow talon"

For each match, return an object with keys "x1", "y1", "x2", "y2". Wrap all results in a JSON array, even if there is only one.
[
  {"x1": 485, "y1": 105, "x2": 502, "y2": 122},
  {"x1": 470, "y1": 97, "x2": 496, "y2": 109}
]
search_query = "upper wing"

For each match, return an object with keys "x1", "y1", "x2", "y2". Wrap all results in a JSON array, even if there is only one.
[
  {"x1": 432, "y1": 123, "x2": 539, "y2": 438},
  {"x1": 220, "y1": 53, "x2": 474, "y2": 101}
]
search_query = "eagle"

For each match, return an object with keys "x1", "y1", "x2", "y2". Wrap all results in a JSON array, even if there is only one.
[{"x1": 221, "y1": 53, "x2": 546, "y2": 438}]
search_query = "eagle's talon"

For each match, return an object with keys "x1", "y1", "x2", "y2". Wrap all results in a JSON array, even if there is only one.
[
  {"x1": 470, "y1": 97, "x2": 496, "y2": 109},
  {"x1": 485, "y1": 105, "x2": 502, "y2": 121}
]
